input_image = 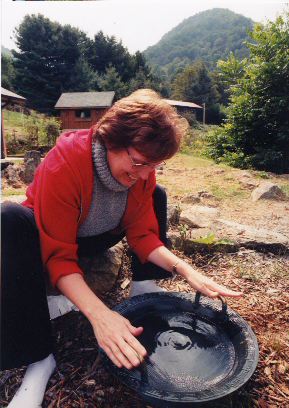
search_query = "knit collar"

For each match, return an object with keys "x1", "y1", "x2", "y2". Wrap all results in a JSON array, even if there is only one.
[{"x1": 92, "y1": 139, "x2": 128, "y2": 192}]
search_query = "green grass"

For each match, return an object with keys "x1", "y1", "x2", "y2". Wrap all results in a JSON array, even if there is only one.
[
  {"x1": 210, "y1": 183, "x2": 247, "y2": 199},
  {"x1": 2, "y1": 188, "x2": 26, "y2": 197},
  {"x1": 3, "y1": 110, "x2": 26, "y2": 128},
  {"x1": 280, "y1": 184, "x2": 289, "y2": 198}
]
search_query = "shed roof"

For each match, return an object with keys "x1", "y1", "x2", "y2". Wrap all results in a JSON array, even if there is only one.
[
  {"x1": 55, "y1": 91, "x2": 115, "y2": 109},
  {"x1": 164, "y1": 99, "x2": 202, "y2": 109},
  {"x1": 1, "y1": 87, "x2": 26, "y2": 103}
]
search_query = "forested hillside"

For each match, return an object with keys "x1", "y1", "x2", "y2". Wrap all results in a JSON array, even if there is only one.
[{"x1": 144, "y1": 8, "x2": 254, "y2": 76}]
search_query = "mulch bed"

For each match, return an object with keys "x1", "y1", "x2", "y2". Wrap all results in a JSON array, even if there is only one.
[{"x1": 1, "y1": 248, "x2": 288, "y2": 408}]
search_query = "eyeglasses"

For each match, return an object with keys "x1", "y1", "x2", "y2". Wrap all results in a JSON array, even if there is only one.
[{"x1": 126, "y1": 149, "x2": 166, "y2": 170}]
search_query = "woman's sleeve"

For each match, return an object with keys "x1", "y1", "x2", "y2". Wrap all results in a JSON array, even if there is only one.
[
  {"x1": 125, "y1": 174, "x2": 164, "y2": 263},
  {"x1": 31, "y1": 152, "x2": 84, "y2": 287}
]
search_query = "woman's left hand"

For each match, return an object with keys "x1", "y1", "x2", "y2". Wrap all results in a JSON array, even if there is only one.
[
  {"x1": 147, "y1": 246, "x2": 243, "y2": 298},
  {"x1": 182, "y1": 265, "x2": 243, "y2": 298}
]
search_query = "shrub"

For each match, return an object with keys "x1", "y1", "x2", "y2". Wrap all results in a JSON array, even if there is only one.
[{"x1": 207, "y1": 14, "x2": 289, "y2": 173}]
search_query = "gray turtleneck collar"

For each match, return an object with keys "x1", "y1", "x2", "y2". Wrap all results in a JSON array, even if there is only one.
[
  {"x1": 92, "y1": 140, "x2": 128, "y2": 192},
  {"x1": 77, "y1": 139, "x2": 128, "y2": 238}
]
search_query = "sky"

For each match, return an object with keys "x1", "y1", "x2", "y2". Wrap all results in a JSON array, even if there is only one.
[{"x1": 1, "y1": 0, "x2": 288, "y2": 53}]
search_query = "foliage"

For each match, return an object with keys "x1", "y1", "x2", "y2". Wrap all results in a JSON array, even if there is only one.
[
  {"x1": 23, "y1": 113, "x2": 61, "y2": 147},
  {"x1": 4, "y1": 109, "x2": 61, "y2": 154},
  {"x1": 12, "y1": 14, "x2": 91, "y2": 113},
  {"x1": 180, "y1": 125, "x2": 215, "y2": 156},
  {"x1": 97, "y1": 66, "x2": 127, "y2": 99},
  {"x1": 1, "y1": 53, "x2": 15, "y2": 90},
  {"x1": 44, "y1": 117, "x2": 61, "y2": 146},
  {"x1": 171, "y1": 60, "x2": 223, "y2": 123},
  {"x1": 10, "y1": 15, "x2": 163, "y2": 112},
  {"x1": 144, "y1": 8, "x2": 253, "y2": 76},
  {"x1": 207, "y1": 13, "x2": 289, "y2": 173}
]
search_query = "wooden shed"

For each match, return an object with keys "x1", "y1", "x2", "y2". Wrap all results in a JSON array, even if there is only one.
[
  {"x1": 55, "y1": 91, "x2": 115, "y2": 130},
  {"x1": 164, "y1": 98, "x2": 202, "y2": 114},
  {"x1": 1, "y1": 87, "x2": 26, "y2": 159}
]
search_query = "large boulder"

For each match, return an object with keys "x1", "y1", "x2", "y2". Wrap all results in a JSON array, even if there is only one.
[
  {"x1": 180, "y1": 205, "x2": 220, "y2": 228},
  {"x1": 46, "y1": 242, "x2": 124, "y2": 296},
  {"x1": 216, "y1": 219, "x2": 289, "y2": 247},
  {"x1": 78, "y1": 242, "x2": 124, "y2": 296},
  {"x1": 251, "y1": 182, "x2": 286, "y2": 202}
]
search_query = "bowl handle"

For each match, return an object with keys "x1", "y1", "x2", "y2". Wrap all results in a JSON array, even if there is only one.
[{"x1": 194, "y1": 291, "x2": 228, "y2": 320}]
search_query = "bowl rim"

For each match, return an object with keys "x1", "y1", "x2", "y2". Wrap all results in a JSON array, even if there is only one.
[{"x1": 102, "y1": 291, "x2": 259, "y2": 404}]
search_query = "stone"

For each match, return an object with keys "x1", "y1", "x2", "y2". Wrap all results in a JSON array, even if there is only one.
[
  {"x1": 216, "y1": 218, "x2": 289, "y2": 247},
  {"x1": 3, "y1": 164, "x2": 23, "y2": 188},
  {"x1": 181, "y1": 194, "x2": 201, "y2": 204},
  {"x1": 180, "y1": 205, "x2": 220, "y2": 228},
  {"x1": 167, "y1": 204, "x2": 181, "y2": 226},
  {"x1": 78, "y1": 242, "x2": 124, "y2": 296},
  {"x1": 46, "y1": 242, "x2": 124, "y2": 296},
  {"x1": 238, "y1": 174, "x2": 259, "y2": 190},
  {"x1": 251, "y1": 182, "x2": 286, "y2": 202},
  {"x1": 23, "y1": 150, "x2": 41, "y2": 183},
  {"x1": 197, "y1": 190, "x2": 215, "y2": 199}
]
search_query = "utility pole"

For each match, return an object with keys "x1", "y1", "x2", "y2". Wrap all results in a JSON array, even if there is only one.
[{"x1": 202, "y1": 103, "x2": 206, "y2": 125}]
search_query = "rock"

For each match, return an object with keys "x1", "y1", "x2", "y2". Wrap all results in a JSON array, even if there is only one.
[
  {"x1": 167, "y1": 204, "x2": 181, "y2": 226},
  {"x1": 180, "y1": 205, "x2": 220, "y2": 228},
  {"x1": 3, "y1": 164, "x2": 23, "y2": 188},
  {"x1": 181, "y1": 194, "x2": 200, "y2": 204},
  {"x1": 1, "y1": 160, "x2": 14, "y2": 171},
  {"x1": 214, "y1": 169, "x2": 225, "y2": 174},
  {"x1": 169, "y1": 216, "x2": 289, "y2": 255},
  {"x1": 46, "y1": 242, "x2": 124, "y2": 296},
  {"x1": 238, "y1": 174, "x2": 259, "y2": 190},
  {"x1": 167, "y1": 230, "x2": 237, "y2": 254},
  {"x1": 79, "y1": 242, "x2": 124, "y2": 296},
  {"x1": 23, "y1": 150, "x2": 41, "y2": 183},
  {"x1": 251, "y1": 182, "x2": 286, "y2": 202},
  {"x1": 216, "y1": 218, "x2": 289, "y2": 247},
  {"x1": 197, "y1": 190, "x2": 215, "y2": 199}
]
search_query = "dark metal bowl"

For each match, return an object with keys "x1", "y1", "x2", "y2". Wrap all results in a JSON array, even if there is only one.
[{"x1": 101, "y1": 292, "x2": 258, "y2": 407}]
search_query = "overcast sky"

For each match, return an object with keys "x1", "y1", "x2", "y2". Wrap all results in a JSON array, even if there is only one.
[{"x1": 2, "y1": 0, "x2": 287, "y2": 53}]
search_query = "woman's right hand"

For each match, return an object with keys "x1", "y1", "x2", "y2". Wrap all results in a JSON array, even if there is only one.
[{"x1": 91, "y1": 306, "x2": 147, "y2": 370}]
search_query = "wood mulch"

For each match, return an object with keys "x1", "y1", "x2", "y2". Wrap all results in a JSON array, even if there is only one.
[{"x1": 1, "y1": 246, "x2": 288, "y2": 408}]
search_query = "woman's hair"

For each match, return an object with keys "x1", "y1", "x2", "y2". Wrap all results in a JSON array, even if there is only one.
[{"x1": 93, "y1": 89, "x2": 187, "y2": 162}]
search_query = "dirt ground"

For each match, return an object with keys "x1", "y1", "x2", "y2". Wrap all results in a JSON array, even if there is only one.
[
  {"x1": 157, "y1": 155, "x2": 289, "y2": 238},
  {"x1": 1, "y1": 155, "x2": 289, "y2": 407}
]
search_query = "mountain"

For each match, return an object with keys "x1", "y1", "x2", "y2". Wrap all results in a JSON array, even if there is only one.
[{"x1": 144, "y1": 8, "x2": 254, "y2": 75}]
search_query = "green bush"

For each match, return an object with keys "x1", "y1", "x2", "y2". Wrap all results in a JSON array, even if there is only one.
[
  {"x1": 207, "y1": 14, "x2": 289, "y2": 173},
  {"x1": 44, "y1": 117, "x2": 61, "y2": 146}
]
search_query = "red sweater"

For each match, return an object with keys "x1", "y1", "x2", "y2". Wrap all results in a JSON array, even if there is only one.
[{"x1": 22, "y1": 128, "x2": 164, "y2": 287}]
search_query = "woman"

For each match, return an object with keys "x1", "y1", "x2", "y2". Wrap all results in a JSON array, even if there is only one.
[{"x1": 1, "y1": 89, "x2": 242, "y2": 408}]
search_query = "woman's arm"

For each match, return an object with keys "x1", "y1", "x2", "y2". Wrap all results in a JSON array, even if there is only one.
[
  {"x1": 147, "y1": 246, "x2": 243, "y2": 298},
  {"x1": 56, "y1": 274, "x2": 147, "y2": 369}
]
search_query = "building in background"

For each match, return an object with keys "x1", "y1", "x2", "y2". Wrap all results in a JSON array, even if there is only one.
[
  {"x1": 1, "y1": 87, "x2": 26, "y2": 159},
  {"x1": 55, "y1": 91, "x2": 115, "y2": 130}
]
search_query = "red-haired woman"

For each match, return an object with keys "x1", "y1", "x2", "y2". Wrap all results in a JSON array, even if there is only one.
[{"x1": 1, "y1": 90, "x2": 242, "y2": 407}]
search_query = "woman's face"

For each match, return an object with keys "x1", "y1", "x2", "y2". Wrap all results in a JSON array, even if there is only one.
[{"x1": 106, "y1": 147, "x2": 158, "y2": 187}]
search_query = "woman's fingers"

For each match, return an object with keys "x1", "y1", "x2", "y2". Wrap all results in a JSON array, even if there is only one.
[
  {"x1": 206, "y1": 280, "x2": 243, "y2": 297},
  {"x1": 188, "y1": 271, "x2": 243, "y2": 298},
  {"x1": 124, "y1": 330, "x2": 147, "y2": 359},
  {"x1": 93, "y1": 310, "x2": 147, "y2": 370}
]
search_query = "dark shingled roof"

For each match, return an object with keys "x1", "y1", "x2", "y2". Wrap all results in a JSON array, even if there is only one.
[
  {"x1": 1, "y1": 87, "x2": 26, "y2": 102},
  {"x1": 55, "y1": 91, "x2": 115, "y2": 109},
  {"x1": 164, "y1": 99, "x2": 202, "y2": 109}
]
